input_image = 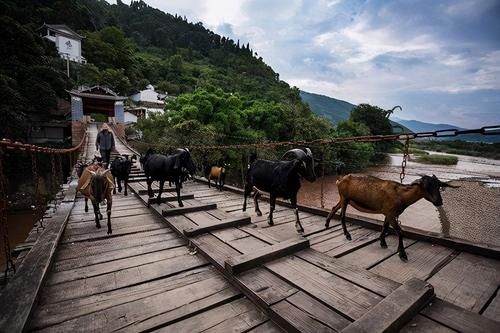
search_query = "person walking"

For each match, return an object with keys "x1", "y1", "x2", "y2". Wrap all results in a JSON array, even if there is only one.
[{"x1": 96, "y1": 123, "x2": 115, "y2": 168}]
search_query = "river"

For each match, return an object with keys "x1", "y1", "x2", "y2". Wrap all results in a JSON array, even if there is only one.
[{"x1": 298, "y1": 152, "x2": 500, "y2": 247}]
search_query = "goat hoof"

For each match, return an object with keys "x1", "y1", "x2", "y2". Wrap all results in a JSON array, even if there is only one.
[
  {"x1": 99, "y1": 213, "x2": 103, "y2": 220},
  {"x1": 118, "y1": 188, "x2": 122, "y2": 193},
  {"x1": 85, "y1": 207, "x2": 88, "y2": 213},
  {"x1": 399, "y1": 252, "x2": 408, "y2": 262},
  {"x1": 380, "y1": 241, "x2": 388, "y2": 248},
  {"x1": 113, "y1": 189, "x2": 116, "y2": 194},
  {"x1": 297, "y1": 227, "x2": 304, "y2": 233},
  {"x1": 268, "y1": 220, "x2": 274, "y2": 226},
  {"x1": 107, "y1": 229, "x2": 112, "y2": 235},
  {"x1": 256, "y1": 211, "x2": 262, "y2": 216},
  {"x1": 124, "y1": 192, "x2": 128, "y2": 196},
  {"x1": 148, "y1": 193, "x2": 154, "y2": 198},
  {"x1": 96, "y1": 223, "x2": 101, "y2": 229},
  {"x1": 345, "y1": 233, "x2": 352, "y2": 241},
  {"x1": 179, "y1": 202, "x2": 184, "y2": 207}
]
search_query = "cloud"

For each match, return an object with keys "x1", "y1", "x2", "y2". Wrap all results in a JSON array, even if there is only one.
[{"x1": 105, "y1": 0, "x2": 500, "y2": 127}]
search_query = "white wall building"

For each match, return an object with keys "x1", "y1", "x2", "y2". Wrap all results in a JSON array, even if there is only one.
[
  {"x1": 39, "y1": 24, "x2": 86, "y2": 63},
  {"x1": 129, "y1": 84, "x2": 166, "y2": 104}
]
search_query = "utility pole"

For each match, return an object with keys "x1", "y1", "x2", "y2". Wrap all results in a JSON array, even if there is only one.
[{"x1": 66, "y1": 54, "x2": 70, "y2": 78}]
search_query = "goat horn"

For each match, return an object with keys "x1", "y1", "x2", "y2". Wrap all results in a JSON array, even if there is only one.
[
  {"x1": 305, "y1": 147, "x2": 313, "y2": 157},
  {"x1": 282, "y1": 148, "x2": 307, "y2": 161},
  {"x1": 89, "y1": 171, "x2": 96, "y2": 176}
]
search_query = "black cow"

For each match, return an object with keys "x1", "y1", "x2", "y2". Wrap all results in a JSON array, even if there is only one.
[
  {"x1": 110, "y1": 154, "x2": 137, "y2": 196},
  {"x1": 243, "y1": 148, "x2": 316, "y2": 233},
  {"x1": 141, "y1": 148, "x2": 196, "y2": 206}
]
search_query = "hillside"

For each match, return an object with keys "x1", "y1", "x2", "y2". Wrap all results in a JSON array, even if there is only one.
[
  {"x1": 393, "y1": 117, "x2": 499, "y2": 143},
  {"x1": 299, "y1": 90, "x2": 355, "y2": 124}
]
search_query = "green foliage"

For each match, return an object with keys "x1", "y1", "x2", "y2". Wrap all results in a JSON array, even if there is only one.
[
  {"x1": 90, "y1": 112, "x2": 107, "y2": 122},
  {"x1": 415, "y1": 154, "x2": 458, "y2": 165},
  {"x1": 413, "y1": 140, "x2": 500, "y2": 160}
]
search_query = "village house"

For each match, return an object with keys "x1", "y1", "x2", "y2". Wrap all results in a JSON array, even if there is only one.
[{"x1": 38, "y1": 24, "x2": 86, "y2": 63}]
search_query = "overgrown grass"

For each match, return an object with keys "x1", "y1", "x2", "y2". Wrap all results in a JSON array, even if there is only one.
[{"x1": 415, "y1": 154, "x2": 458, "y2": 165}]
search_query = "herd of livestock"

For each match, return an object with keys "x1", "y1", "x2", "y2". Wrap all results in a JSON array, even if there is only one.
[{"x1": 76, "y1": 147, "x2": 459, "y2": 261}]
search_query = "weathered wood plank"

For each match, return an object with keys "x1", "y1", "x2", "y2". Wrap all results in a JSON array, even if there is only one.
[
  {"x1": 29, "y1": 267, "x2": 215, "y2": 330},
  {"x1": 228, "y1": 235, "x2": 271, "y2": 254},
  {"x1": 184, "y1": 216, "x2": 251, "y2": 237},
  {"x1": 147, "y1": 194, "x2": 194, "y2": 204},
  {"x1": 61, "y1": 223, "x2": 167, "y2": 244},
  {"x1": 271, "y1": 300, "x2": 337, "y2": 333},
  {"x1": 192, "y1": 233, "x2": 242, "y2": 269},
  {"x1": 137, "y1": 188, "x2": 179, "y2": 194},
  {"x1": 54, "y1": 236, "x2": 184, "y2": 272},
  {"x1": 286, "y1": 291, "x2": 352, "y2": 331},
  {"x1": 427, "y1": 252, "x2": 500, "y2": 312},
  {"x1": 39, "y1": 252, "x2": 207, "y2": 305},
  {"x1": 421, "y1": 298, "x2": 500, "y2": 333},
  {"x1": 162, "y1": 203, "x2": 217, "y2": 216},
  {"x1": 153, "y1": 298, "x2": 267, "y2": 333},
  {"x1": 340, "y1": 235, "x2": 418, "y2": 269},
  {"x1": 482, "y1": 291, "x2": 500, "y2": 322},
  {"x1": 237, "y1": 267, "x2": 298, "y2": 305},
  {"x1": 400, "y1": 314, "x2": 455, "y2": 333},
  {"x1": 342, "y1": 278, "x2": 434, "y2": 333},
  {"x1": 370, "y1": 241, "x2": 455, "y2": 284},
  {"x1": 36, "y1": 276, "x2": 238, "y2": 333},
  {"x1": 247, "y1": 320, "x2": 284, "y2": 333},
  {"x1": 0, "y1": 196, "x2": 76, "y2": 333},
  {"x1": 296, "y1": 249, "x2": 400, "y2": 297},
  {"x1": 266, "y1": 256, "x2": 382, "y2": 320},
  {"x1": 225, "y1": 238, "x2": 310, "y2": 275}
]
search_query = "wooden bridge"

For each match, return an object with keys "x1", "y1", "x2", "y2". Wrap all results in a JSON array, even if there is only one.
[{"x1": 1, "y1": 124, "x2": 499, "y2": 332}]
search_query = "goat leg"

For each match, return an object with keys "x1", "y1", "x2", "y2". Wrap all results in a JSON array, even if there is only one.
[
  {"x1": 252, "y1": 186, "x2": 262, "y2": 216},
  {"x1": 325, "y1": 200, "x2": 341, "y2": 228},
  {"x1": 106, "y1": 200, "x2": 112, "y2": 235},
  {"x1": 113, "y1": 176, "x2": 117, "y2": 195},
  {"x1": 84, "y1": 197, "x2": 89, "y2": 213},
  {"x1": 208, "y1": 175, "x2": 211, "y2": 188},
  {"x1": 340, "y1": 199, "x2": 351, "y2": 240},
  {"x1": 291, "y1": 197, "x2": 304, "y2": 233},
  {"x1": 380, "y1": 219, "x2": 389, "y2": 248},
  {"x1": 118, "y1": 179, "x2": 122, "y2": 193},
  {"x1": 157, "y1": 180, "x2": 165, "y2": 205},
  {"x1": 268, "y1": 194, "x2": 276, "y2": 226},
  {"x1": 393, "y1": 222, "x2": 408, "y2": 261},
  {"x1": 93, "y1": 202, "x2": 101, "y2": 229},
  {"x1": 124, "y1": 177, "x2": 128, "y2": 196},
  {"x1": 176, "y1": 179, "x2": 183, "y2": 207},
  {"x1": 146, "y1": 176, "x2": 154, "y2": 198},
  {"x1": 243, "y1": 183, "x2": 252, "y2": 212}
]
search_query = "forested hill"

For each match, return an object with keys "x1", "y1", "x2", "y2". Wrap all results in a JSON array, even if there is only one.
[
  {"x1": 1, "y1": 0, "x2": 337, "y2": 142},
  {"x1": 300, "y1": 90, "x2": 355, "y2": 124}
]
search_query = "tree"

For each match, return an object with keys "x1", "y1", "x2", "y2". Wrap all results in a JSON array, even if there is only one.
[{"x1": 100, "y1": 68, "x2": 130, "y2": 95}]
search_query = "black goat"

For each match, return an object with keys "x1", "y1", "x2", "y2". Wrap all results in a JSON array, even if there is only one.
[
  {"x1": 243, "y1": 148, "x2": 316, "y2": 233},
  {"x1": 110, "y1": 154, "x2": 137, "y2": 196},
  {"x1": 141, "y1": 148, "x2": 196, "y2": 206}
]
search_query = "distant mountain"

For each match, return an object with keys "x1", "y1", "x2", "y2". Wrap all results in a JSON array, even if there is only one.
[
  {"x1": 392, "y1": 117, "x2": 499, "y2": 143},
  {"x1": 300, "y1": 90, "x2": 354, "y2": 124}
]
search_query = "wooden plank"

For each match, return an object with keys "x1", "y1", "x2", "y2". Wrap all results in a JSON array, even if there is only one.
[
  {"x1": 138, "y1": 188, "x2": 177, "y2": 194},
  {"x1": 370, "y1": 241, "x2": 455, "y2": 284},
  {"x1": 421, "y1": 298, "x2": 500, "y2": 333},
  {"x1": 271, "y1": 300, "x2": 337, "y2": 333},
  {"x1": 29, "y1": 267, "x2": 216, "y2": 329},
  {"x1": 162, "y1": 203, "x2": 217, "y2": 216},
  {"x1": 311, "y1": 226, "x2": 370, "y2": 253},
  {"x1": 153, "y1": 298, "x2": 267, "y2": 333},
  {"x1": 61, "y1": 223, "x2": 167, "y2": 244},
  {"x1": 427, "y1": 252, "x2": 500, "y2": 312},
  {"x1": 192, "y1": 233, "x2": 242, "y2": 269},
  {"x1": 147, "y1": 194, "x2": 194, "y2": 204},
  {"x1": 247, "y1": 321, "x2": 284, "y2": 333},
  {"x1": 225, "y1": 238, "x2": 310, "y2": 275},
  {"x1": 482, "y1": 291, "x2": 500, "y2": 321},
  {"x1": 53, "y1": 236, "x2": 184, "y2": 272},
  {"x1": 0, "y1": 196, "x2": 76, "y2": 332},
  {"x1": 326, "y1": 228, "x2": 379, "y2": 257},
  {"x1": 296, "y1": 249, "x2": 400, "y2": 297},
  {"x1": 400, "y1": 314, "x2": 455, "y2": 333},
  {"x1": 184, "y1": 216, "x2": 251, "y2": 237},
  {"x1": 228, "y1": 236, "x2": 271, "y2": 254},
  {"x1": 340, "y1": 235, "x2": 418, "y2": 269},
  {"x1": 237, "y1": 267, "x2": 298, "y2": 305},
  {"x1": 341, "y1": 278, "x2": 434, "y2": 333},
  {"x1": 286, "y1": 291, "x2": 351, "y2": 331},
  {"x1": 36, "y1": 276, "x2": 239, "y2": 333},
  {"x1": 39, "y1": 253, "x2": 207, "y2": 305},
  {"x1": 266, "y1": 256, "x2": 382, "y2": 320}
]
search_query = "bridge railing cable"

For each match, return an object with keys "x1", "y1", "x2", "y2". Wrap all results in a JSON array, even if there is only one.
[{"x1": 0, "y1": 129, "x2": 87, "y2": 283}]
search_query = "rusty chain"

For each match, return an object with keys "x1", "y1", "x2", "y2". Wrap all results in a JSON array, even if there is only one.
[{"x1": 400, "y1": 137, "x2": 410, "y2": 184}]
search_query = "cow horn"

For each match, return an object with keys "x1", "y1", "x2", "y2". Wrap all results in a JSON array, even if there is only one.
[{"x1": 282, "y1": 148, "x2": 307, "y2": 161}]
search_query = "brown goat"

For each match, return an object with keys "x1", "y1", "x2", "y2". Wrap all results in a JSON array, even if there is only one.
[
  {"x1": 77, "y1": 165, "x2": 114, "y2": 234},
  {"x1": 325, "y1": 174, "x2": 458, "y2": 261},
  {"x1": 207, "y1": 166, "x2": 226, "y2": 191}
]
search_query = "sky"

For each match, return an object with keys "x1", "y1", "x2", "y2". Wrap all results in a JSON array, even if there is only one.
[{"x1": 107, "y1": 0, "x2": 500, "y2": 128}]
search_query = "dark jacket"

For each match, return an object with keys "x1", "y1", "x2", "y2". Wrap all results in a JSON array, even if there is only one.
[{"x1": 96, "y1": 131, "x2": 115, "y2": 151}]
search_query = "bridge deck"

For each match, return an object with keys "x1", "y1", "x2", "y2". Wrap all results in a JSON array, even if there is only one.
[{"x1": 2, "y1": 124, "x2": 499, "y2": 332}]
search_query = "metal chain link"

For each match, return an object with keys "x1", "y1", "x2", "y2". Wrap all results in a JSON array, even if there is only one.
[
  {"x1": 0, "y1": 148, "x2": 16, "y2": 283},
  {"x1": 399, "y1": 138, "x2": 410, "y2": 184}
]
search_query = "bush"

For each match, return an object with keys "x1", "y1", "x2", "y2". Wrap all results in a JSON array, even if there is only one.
[
  {"x1": 415, "y1": 154, "x2": 458, "y2": 165},
  {"x1": 90, "y1": 113, "x2": 107, "y2": 122}
]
